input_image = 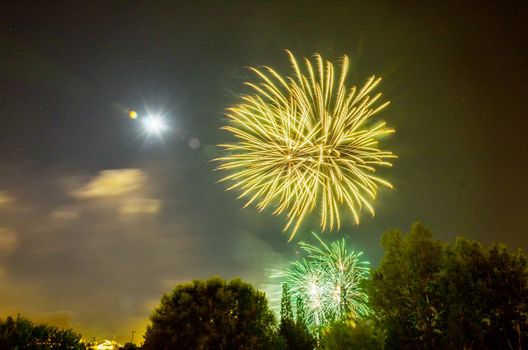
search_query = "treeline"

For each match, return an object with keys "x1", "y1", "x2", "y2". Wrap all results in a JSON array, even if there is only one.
[
  {"x1": 142, "y1": 223, "x2": 528, "y2": 349},
  {"x1": 2, "y1": 223, "x2": 527, "y2": 349},
  {"x1": 0, "y1": 315, "x2": 84, "y2": 349},
  {"x1": 369, "y1": 222, "x2": 528, "y2": 349}
]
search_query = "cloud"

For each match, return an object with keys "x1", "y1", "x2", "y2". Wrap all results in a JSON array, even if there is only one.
[
  {"x1": 0, "y1": 166, "x2": 194, "y2": 343},
  {"x1": 0, "y1": 228, "x2": 17, "y2": 256},
  {"x1": 72, "y1": 169, "x2": 145, "y2": 199},
  {"x1": 233, "y1": 233, "x2": 289, "y2": 310},
  {"x1": 70, "y1": 168, "x2": 161, "y2": 219},
  {"x1": 0, "y1": 307, "x2": 74, "y2": 330},
  {"x1": 0, "y1": 192, "x2": 14, "y2": 206},
  {"x1": 33, "y1": 311, "x2": 74, "y2": 330},
  {"x1": 119, "y1": 198, "x2": 160, "y2": 216},
  {"x1": 51, "y1": 207, "x2": 80, "y2": 221},
  {"x1": 0, "y1": 227, "x2": 16, "y2": 285},
  {"x1": 0, "y1": 163, "x2": 288, "y2": 344}
]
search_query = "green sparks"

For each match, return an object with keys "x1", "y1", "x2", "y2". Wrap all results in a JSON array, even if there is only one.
[{"x1": 279, "y1": 233, "x2": 373, "y2": 334}]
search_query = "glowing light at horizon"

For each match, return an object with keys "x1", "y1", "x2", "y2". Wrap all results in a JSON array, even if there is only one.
[{"x1": 216, "y1": 50, "x2": 396, "y2": 239}]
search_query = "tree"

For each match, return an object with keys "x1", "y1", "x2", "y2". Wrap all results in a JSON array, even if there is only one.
[
  {"x1": 438, "y1": 237, "x2": 528, "y2": 349},
  {"x1": 278, "y1": 319, "x2": 315, "y2": 350},
  {"x1": 369, "y1": 222, "x2": 443, "y2": 349},
  {"x1": 280, "y1": 283, "x2": 294, "y2": 322},
  {"x1": 296, "y1": 297, "x2": 306, "y2": 327},
  {"x1": 278, "y1": 286, "x2": 315, "y2": 350},
  {"x1": 121, "y1": 342, "x2": 138, "y2": 350},
  {"x1": 370, "y1": 222, "x2": 528, "y2": 349},
  {"x1": 142, "y1": 277, "x2": 278, "y2": 350},
  {"x1": 0, "y1": 315, "x2": 85, "y2": 349},
  {"x1": 321, "y1": 319, "x2": 383, "y2": 350}
]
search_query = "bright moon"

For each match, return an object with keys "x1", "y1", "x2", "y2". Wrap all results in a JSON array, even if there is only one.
[{"x1": 142, "y1": 115, "x2": 167, "y2": 135}]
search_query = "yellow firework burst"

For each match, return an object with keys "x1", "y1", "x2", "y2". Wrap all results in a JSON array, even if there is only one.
[{"x1": 216, "y1": 51, "x2": 396, "y2": 239}]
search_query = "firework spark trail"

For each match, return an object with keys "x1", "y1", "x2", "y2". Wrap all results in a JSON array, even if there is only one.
[
  {"x1": 277, "y1": 233, "x2": 373, "y2": 334},
  {"x1": 217, "y1": 51, "x2": 396, "y2": 239}
]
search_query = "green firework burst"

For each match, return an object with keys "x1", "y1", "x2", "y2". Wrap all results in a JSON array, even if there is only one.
[{"x1": 281, "y1": 233, "x2": 373, "y2": 333}]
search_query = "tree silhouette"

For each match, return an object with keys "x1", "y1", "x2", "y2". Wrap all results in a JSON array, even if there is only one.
[
  {"x1": 0, "y1": 315, "x2": 85, "y2": 349},
  {"x1": 280, "y1": 283, "x2": 294, "y2": 322},
  {"x1": 278, "y1": 285, "x2": 315, "y2": 350},
  {"x1": 370, "y1": 222, "x2": 528, "y2": 349},
  {"x1": 296, "y1": 297, "x2": 306, "y2": 327},
  {"x1": 142, "y1": 277, "x2": 278, "y2": 350}
]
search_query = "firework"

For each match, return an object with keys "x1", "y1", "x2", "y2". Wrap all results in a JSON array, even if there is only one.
[
  {"x1": 280, "y1": 233, "x2": 372, "y2": 333},
  {"x1": 216, "y1": 51, "x2": 396, "y2": 239}
]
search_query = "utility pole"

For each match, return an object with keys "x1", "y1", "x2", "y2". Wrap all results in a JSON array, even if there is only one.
[{"x1": 131, "y1": 330, "x2": 136, "y2": 344}]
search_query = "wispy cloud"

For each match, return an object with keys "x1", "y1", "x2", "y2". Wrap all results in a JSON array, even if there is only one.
[
  {"x1": 119, "y1": 198, "x2": 161, "y2": 216},
  {"x1": 0, "y1": 192, "x2": 14, "y2": 206},
  {"x1": 0, "y1": 228, "x2": 17, "y2": 257},
  {"x1": 50, "y1": 207, "x2": 80, "y2": 221},
  {"x1": 0, "y1": 163, "x2": 290, "y2": 343},
  {"x1": 73, "y1": 169, "x2": 145, "y2": 199}
]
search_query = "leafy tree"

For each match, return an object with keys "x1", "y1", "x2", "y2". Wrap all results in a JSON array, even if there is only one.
[
  {"x1": 278, "y1": 287, "x2": 315, "y2": 350},
  {"x1": 369, "y1": 222, "x2": 443, "y2": 349},
  {"x1": 278, "y1": 319, "x2": 315, "y2": 350},
  {"x1": 280, "y1": 283, "x2": 294, "y2": 322},
  {"x1": 0, "y1": 315, "x2": 85, "y2": 349},
  {"x1": 120, "y1": 342, "x2": 139, "y2": 350},
  {"x1": 321, "y1": 319, "x2": 383, "y2": 350},
  {"x1": 142, "y1": 277, "x2": 278, "y2": 350},
  {"x1": 296, "y1": 297, "x2": 306, "y2": 327},
  {"x1": 370, "y1": 222, "x2": 528, "y2": 349},
  {"x1": 437, "y1": 237, "x2": 528, "y2": 349}
]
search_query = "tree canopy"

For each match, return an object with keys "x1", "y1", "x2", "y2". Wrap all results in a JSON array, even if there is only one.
[
  {"x1": 142, "y1": 277, "x2": 278, "y2": 350},
  {"x1": 278, "y1": 283, "x2": 316, "y2": 350},
  {"x1": 370, "y1": 222, "x2": 528, "y2": 349},
  {"x1": 320, "y1": 319, "x2": 383, "y2": 350},
  {"x1": 0, "y1": 315, "x2": 85, "y2": 350},
  {"x1": 3, "y1": 223, "x2": 525, "y2": 350}
]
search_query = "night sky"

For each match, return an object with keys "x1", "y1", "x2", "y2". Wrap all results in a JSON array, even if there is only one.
[{"x1": 1, "y1": 0, "x2": 528, "y2": 343}]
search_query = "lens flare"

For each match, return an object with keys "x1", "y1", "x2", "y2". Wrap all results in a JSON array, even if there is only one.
[{"x1": 216, "y1": 51, "x2": 396, "y2": 239}]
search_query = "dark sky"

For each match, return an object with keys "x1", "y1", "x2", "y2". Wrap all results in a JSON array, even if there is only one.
[{"x1": 1, "y1": 0, "x2": 527, "y2": 343}]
